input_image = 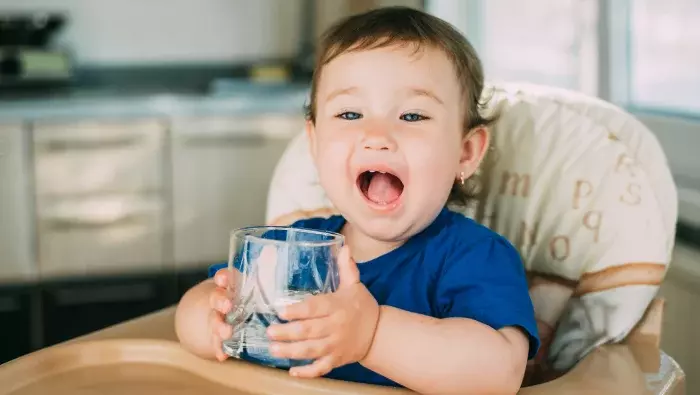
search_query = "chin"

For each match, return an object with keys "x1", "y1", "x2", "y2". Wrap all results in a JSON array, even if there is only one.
[
  {"x1": 358, "y1": 219, "x2": 412, "y2": 242},
  {"x1": 337, "y1": 206, "x2": 414, "y2": 241}
]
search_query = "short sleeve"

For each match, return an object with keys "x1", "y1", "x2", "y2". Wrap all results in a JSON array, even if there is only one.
[{"x1": 436, "y1": 236, "x2": 540, "y2": 360}]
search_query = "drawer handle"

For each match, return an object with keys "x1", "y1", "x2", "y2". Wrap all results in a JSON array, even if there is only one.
[
  {"x1": 182, "y1": 133, "x2": 266, "y2": 147},
  {"x1": 36, "y1": 136, "x2": 143, "y2": 152},
  {"x1": 43, "y1": 213, "x2": 150, "y2": 231}
]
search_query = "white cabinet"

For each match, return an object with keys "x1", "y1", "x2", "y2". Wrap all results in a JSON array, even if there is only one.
[
  {"x1": 0, "y1": 123, "x2": 35, "y2": 282},
  {"x1": 171, "y1": 114, "x2": 303, "y2": 269},
  {"x1": 32, "y1": 119, "x2": 164, "y2": 198},
  {"x1": 32, "y1": 118, "x2": 167, "y2": 279},
  {"x1": 36, "y1": 195, "x2": 165, "y2": 278}
]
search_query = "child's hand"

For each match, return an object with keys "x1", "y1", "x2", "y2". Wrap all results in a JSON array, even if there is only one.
[
  {"x1": 209, "y1": 268, "x2": 234, "y2": 361},
  {"x1": 266, "y1": 246, "x2": 380, "y2": 378}
]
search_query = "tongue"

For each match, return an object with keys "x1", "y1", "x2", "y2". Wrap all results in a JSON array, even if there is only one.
[{"x1": 366, "y1": 173, "x2": 403, "y2": 204}]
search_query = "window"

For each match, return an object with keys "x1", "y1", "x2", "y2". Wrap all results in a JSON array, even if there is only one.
[
  {"x1": 478, "y1": 0, "x2": 593, "y2": 92},
  {"x1": 427, "y1": 0, "x2": 599, "y2": 94},
  {"x1": 426, "y1": 0, "x2": 700, "y2": 228},
  {"x1": 628, "y1": 0, "x2": 700, "y2": 114},
  {"x1": 427, "y1": 0, "x2": 700, "y2": 115}
]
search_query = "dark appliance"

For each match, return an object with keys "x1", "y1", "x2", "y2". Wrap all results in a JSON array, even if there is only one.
[{"x1": 0, "y1": 13, "x2": 73, "y2": 87}]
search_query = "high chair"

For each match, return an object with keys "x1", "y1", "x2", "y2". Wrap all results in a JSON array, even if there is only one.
[
  {"x1": 0, "y1": 82, "x2": 684, "y2": 395},
  {"x1": 263, "y1": 82, "x2": 685, "y2": 394}
]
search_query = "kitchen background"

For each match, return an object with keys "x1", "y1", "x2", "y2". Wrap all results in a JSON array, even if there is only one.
[{"x1": 0, "y1": 0, "x2": 699, "y2": 391}]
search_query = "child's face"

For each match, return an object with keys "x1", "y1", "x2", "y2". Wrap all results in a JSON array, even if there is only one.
[{"x1": 307, "y1": 44, "x2": 482, "y2": 242}]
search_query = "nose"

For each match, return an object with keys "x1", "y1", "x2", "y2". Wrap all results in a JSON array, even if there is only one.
[{"x1": 361, "y1": 123, "x2": 397, "y2": 152}]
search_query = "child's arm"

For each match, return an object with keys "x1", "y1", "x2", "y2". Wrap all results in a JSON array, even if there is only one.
[
  {"x1": 269, "y1": 239, "x2": 538, "y2": 394},
  {"x1": 361, "y1": 307, "x2": 529, "y2": 395},
  {"x1": 175, "y1": 270, "x2": 235, "y2": 361},
  {"x1": 359, "y1": 236, "x2": 537, "y2": 394}
]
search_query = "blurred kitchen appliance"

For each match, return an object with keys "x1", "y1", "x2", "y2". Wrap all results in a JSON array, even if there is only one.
[{"x1": 0, "y1": 13, "x2": 73, "y2": 87}]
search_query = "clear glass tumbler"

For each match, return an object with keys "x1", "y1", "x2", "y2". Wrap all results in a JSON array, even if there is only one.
[{"x1": 221, "y1": 226, "x2": 343, "y2": 368}]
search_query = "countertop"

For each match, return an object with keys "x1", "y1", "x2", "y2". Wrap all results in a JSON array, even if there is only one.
[{"x1": 0, "y1": 79, "x2": 310, "y2": 121}]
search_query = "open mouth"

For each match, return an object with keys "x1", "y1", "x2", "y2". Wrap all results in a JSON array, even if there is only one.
[{"x1": 357, "y1": 170, "x2": 405, "y2": 206}]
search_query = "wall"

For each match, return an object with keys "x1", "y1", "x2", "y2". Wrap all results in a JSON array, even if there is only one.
[
  {"x1": 0, "y1": 0, "x2": 304, "y2": 65},
  {"x1": 313, "y1": 0, "x2": 423, "y2": 42},
  {"x1": 0, "y1": 0, "x2": 423, "y2": 67}
]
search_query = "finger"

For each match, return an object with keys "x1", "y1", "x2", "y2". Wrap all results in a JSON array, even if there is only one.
[
  {"x1": 213, "y1": 268, "x2": 231, "y2": 288},
  {"x1": 255, "y1": 245, "x2": 279, "y2": 303},
  {"x1": 289, "y1": 355, "x2": 336, "y2": 378},
  {"x1": 211, "y1": 334, "x2": 229, "y2": 361},
  {"x1": 266, "y1": 317, "x2": 334, "y2": 341},
  {"x1": 337, "y1": 245, "x2": 360, "y2": 289},
  {"x1": 269, "y1": 338, "x2": 333, "y2": 360},
  {"x1": 279, "y1": 293, "x2": 334, "y2": 321},
  {"x1": 208, "y1": 310, "x2": 233, "y2": 340},
  {"x1": 209, "y1": 286, "x2": 233, "y2": 314},
  {"x1": 256, "y1": 244, "x2": 278, "y2": 265}
]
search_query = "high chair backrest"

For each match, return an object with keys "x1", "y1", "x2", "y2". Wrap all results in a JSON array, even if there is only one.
[{"x1": 265, "y1": 82, "x2": 678, "y2": 371}]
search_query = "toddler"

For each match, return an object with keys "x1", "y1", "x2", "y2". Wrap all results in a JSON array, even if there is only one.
[{"x1": 175, "y1": 6, "x2": 539, "y2": 395}]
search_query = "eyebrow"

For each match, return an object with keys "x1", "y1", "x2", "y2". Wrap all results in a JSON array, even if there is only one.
[
  {"x1": 323, "y1": 86, "x2": 445, "y2": 105},
  {"x1": 324, "y1": 87, "x2": 359, "y2": 103},
  {"x1": 408, "y1": 87, "x2": 444, "y2": 105}
]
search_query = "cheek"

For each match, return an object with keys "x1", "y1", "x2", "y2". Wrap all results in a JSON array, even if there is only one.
[
  {"x1": 406, "y1": 134, "x2": 462, "y2": 179},
  {"x1": 313, "y1": 133, "x2": 351, "y2": 186}
]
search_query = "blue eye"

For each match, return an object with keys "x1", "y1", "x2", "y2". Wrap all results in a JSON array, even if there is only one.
[
  {"x1": 337, "y1": 111, "x2": 362, "y2": 120},
  {"x1": 400, "y1": 113, "x2": 428, "y2": 122}
]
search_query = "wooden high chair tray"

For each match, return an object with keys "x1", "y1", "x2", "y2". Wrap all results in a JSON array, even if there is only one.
[{"x1": 0, "y1": 339, "x2": 407, "y2": 395}]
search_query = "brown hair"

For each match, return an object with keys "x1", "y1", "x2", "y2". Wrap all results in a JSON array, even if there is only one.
[{"x1": 305, "y1": 6, "x2": 496, "y2": 206}]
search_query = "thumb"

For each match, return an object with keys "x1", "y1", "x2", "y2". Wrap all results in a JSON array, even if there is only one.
[{"x1": 337, "y1": 245, "x2": 360, "y2": 289}]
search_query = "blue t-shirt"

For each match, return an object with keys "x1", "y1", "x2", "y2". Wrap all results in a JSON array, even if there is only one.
[{"x1": 209, "y1": 208, "x2": 539, "y2": 387}]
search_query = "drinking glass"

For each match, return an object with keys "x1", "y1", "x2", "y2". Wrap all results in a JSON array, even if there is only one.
[{"x1": 221, "y1": 226, "x2": 343, "y2": 368}]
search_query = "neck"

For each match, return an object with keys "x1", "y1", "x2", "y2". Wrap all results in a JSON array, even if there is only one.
[{"x1": 341, "y1": 222, "x2": 406, "y2": 263}]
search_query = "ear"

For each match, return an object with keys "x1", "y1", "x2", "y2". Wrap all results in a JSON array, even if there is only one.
[
  {"x1": 459, "y1": 126, "x2": 490, "y2": 178},
  {"x1": 305, "y1": 120, "x2": 318, "y2": 163}
]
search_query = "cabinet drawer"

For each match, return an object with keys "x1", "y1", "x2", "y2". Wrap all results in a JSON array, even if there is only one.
[
  {"x1": 32, "y1": 119, "x2": 164, "y2": 197},
  {"x1": 37, "y1": 195, "x2": 166, "y2": 279}
]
